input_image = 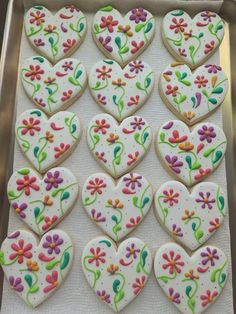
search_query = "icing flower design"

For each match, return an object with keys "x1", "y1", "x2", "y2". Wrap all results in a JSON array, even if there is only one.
[
  {"x1": 98, "y1": 36, "x2": 113, "y2": 52},
  {"x1": 129, "y1": 60, "x2": 144, "y2": 73},
  {"x1": 126, "y1": 243, "x2": 140, "y2": 259},
  {"x1": 196, "y1": 192, "x2": 215, "y2": 209},
  {"x1": 178, "y1": 141, "x2": 194, "y2": 151},
  {"x1": 194, "y1": 75, "x2": 208, "y2": 88},
  {"x1": 198, "y1": 125, "x2": 216, "y2": 143},
  {"x1": 204, "y1": 40, "x2": 215, "y2": 54},
  {"x1": 128, "y1": 95, "x2": 140, "y2": 106},
  {"x1": 63, "y1": 39, "x2": 76, "y2": 53},
  {"x1": 131, "y1": 117, "x2": 145, "y2": 130},
  {"x1": 200, "y1": 290, "x2": 218, "y2": 307},
  {"x1": 184, "y1": 269, "x2": 199, "y2": 280},
  {"x1": 62, "y1": 61, "x2": 73, "y2": 71},
  {"x1": 97, "y1": 290, "x2": 111, "y2": 303},
  {"x1": 88, "y1": 247, "x2": 106, "y2": 267},
  {"x1": 182, "y1": 209, "x2": 195, "y2": 220},
  {"x1": 194, "y1": 168, "x2": 212, "y2": 181},
  {"x1": 106, "y1": 132, "x2": 119, "y2": 144},
  {"x1": 42, "y1": 216, "x2": 58, "y2": 231},
  {"x1": 65, "y1": 5, "x2": 80, "y2": 13},
  {"x1": 43, "y1": 270, "x2": 59, "y2": 293},
  {"x1": 9, "y1": 239, "x2": 32, "y2": 263},
  {"x1": 86, "y1": 178, "x2": 107, "y2": 195},
  {"x1": 107, "y1": 263, "x2": 119, "y2": 275},
  {"x1": 24, "y1": 65, "x2": 44, "y2": 81},
  {"x1": 43, "y1": 234, "x2": 64, "y2": 255},
  {"x1": 130, "y1": 8, "x2": 147, "y2": 23},
  {"x1": 21, "y1": 117, "x2": 41, "y2": 136},
  {"x1": 170, "y1": 18, "x2": 187, "y2": 33},
  {"x1": 107, "y1": 199, "x2": 124, "y2": 209},
  {"x1": 112, "y1": 78, "x2": 126, "y2": 87},
  {"x1": 168, "y1": 130, "x2": 187, "y2": 143},
  {"x1": 12, "y1": 202, "x2": 27, "y2": 219},
  {"x1": 44, "y1": 25, "x2": 57, "y2": 34},
  {"x1": 97, "y1": 94, "x2": 106, "y2": 105},
  {"x1": 123, "y1": 173, "x2": 142, "y2": 190},
  {"x1": 26, "y1": 260, "x2": 39, "y2": 271},
  {"x1": 132, "y1": 276, "x2": 146, "y2": 295},
  {"x1": 201, "y1": 247, "x2": 219, "y2": 266},
  {"x1": 54, "y1": 143, "x2": 70, "y2": 158},
  {"x1": 208, "y1": 218, "x2": 220, "y2": 232},
  {"x1": 44, "y1": 171, "x2": 63, "y2": 190},
  {"x1": 118, "y1": 25, "x2": 133, "y2": 37},
  {"x1": 8, "y1": 276, "x2": 24, "y2": 292},
  {"x1": 162, "y1": 251, "x2": 184, "y2": 274},
  {"x1": 127, "y1": 151, "x2": 140, "y2": 166},
  {"x1": 33, "y1": 38, "x2": 44, "y2": 46},
  {"x1": 126, "y1": 216, "x2": 141, "y2": 228},
  {"x1": 201, "y1": 11, "x2": 217, "y2": 22},
  {"x1": 165, "y1": 155, "x2": 183, "y2": 174},
  {"x1": 168, "y1": 287, "x2": 180, "y2": 304},
  {"x1": 172, "y1": 224, "x2": 183, "y2": 237},
  {"x1": 91, "y1": 209, "x2": 106, "y2": 222},
  {"x1": 163, "y1": 189, "x2": 179, "y2": 206},
  {"x1": 16, "y1": 175, "x2": 40, "y2": 196},
  {"x1": 178, "y1": 48, "x2": 187, "y2": 57},
  {"x1": 29, "y1": 10, "x2": 45, "y2": 25},
  {"x1": 61, "y1": 90, "x2": 73, "y2": 101},
  {"x1": 94, "y1": 119, "x2": 110, "y2": 134},
  {"x1": 131, "y1": 40, "x2": 144, "y2": 54},
  {"x1": 205, "y1": 64, "x2": 222, "y2": 74},
  {"x1": 95, "y1": 151, "x2": 107, "y2": 163},
  {"x1": 96, "y1": 66, "x2": 112, "y2": 80},
  {"x1": 100, "y1": 15, "x2": 118, "y2": 33},
  {"x1": 165, "y1": 84, "x2": 179, "y2": 96},
  {"x1": 34, "y1": 98, "x2": 46, "y2": 107}
]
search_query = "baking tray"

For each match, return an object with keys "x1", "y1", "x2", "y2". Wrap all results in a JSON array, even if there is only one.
[{"x1": 0, "y1": 0, "x2": 235, "y2": 312}]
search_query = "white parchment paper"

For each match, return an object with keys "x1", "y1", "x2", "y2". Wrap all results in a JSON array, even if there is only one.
[{"x1": 1, "y1": 1, "x2": 234, "y2": 313}]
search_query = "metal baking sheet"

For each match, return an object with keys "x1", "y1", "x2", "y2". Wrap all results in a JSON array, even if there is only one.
[{"x1": 0, "y1": 0, "x2": 235, "y2": 312}]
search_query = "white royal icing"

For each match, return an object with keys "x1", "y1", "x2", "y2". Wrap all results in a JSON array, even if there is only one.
[
  {"x1": 0, "y1": 229, "x2": 73, "y2": 308},
  {"x1": 156, "y1": 120, "x2": 227, "y2": 186},
  {"x1": 87, "y1": 114, "x2": 152, "y2": 178},
  {"x1": 15, "y1": 109, "x2": 81, "y2": 173},
  {"x1": 89, "y1": 59, "x2": 154, "y2": 121},
  {"x1": 159, "y1": 62, "x2": 228, "y2": 125},
  {"x1": 92, "y1": 6, "x2": 155, "y2": 66},
  {"x1": 82, "y1": 236, "x2": 152, "y2": 312},
  {"x1": 24, "y1": 5, "x2": 87, "y2": 63},
  {"x1": 154, "y1": 243, "x2": 228, "y2": 314},
  {"x1": 82, "y1": 172, "x2": 153, "y2": 241},
  {"x1": 155, "y1": 181, "x2": 227, "y2": 250},
  {"x1": 21, "y1": 56, "x2": 87, "y2": 115},
  {"x1": 162, "y1": 10, "x2": 225, "y2": 69},
  {"x1": 7, "y1": 167, "x2": 79, "y2": 236}
]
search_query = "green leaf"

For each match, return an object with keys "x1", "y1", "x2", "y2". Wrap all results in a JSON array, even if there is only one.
[
  {"x1": 171, "y1": 10, "x2": 184, "y2": 16},
  {"x1": 134, "y1": 132, "x2": 140, "y2": 143},
  {"x1": 213, "y1": 150, "x2": 223, "y2": 164},
  {"x1": 33, "y1": 56, "x2": 44, "y2": 63},
  {"x1": 113, "y1": 95, "x2": 117, "y2": 105},
  {"x1": 216, "y1": 24, "x2": 223, "y2": 32},
  {"x1": 181, "y1": 80, "x2": 191, "y2": 87},
  {"x1": 0, "y1": 251, "x2": 5, "y2": 265},
  {"x1": 135, "y1": 23, "x2": 145, "y2": 32},
  {"x1": 61, "y1": 191, "x2": 70, "y2": 201},
  {"x1": 175, "y1": 71, "x2": 181, "y2": 79},
  {"x1": 100, "y1": 5, "x2": 113, "y2": 12},
  {"x1": 189, "y1": 45, "x2": 195, "y2": 54},
  {"x1": 93, "y1": 134, "x2": 100, "y2": 145},
  {"x1": 145, "y1": 77, "x2": 151, "y2": 89},
  {"x1": 191, "y1": 96, "x2": 196, "y2": 107},
  {"x1": 24, "y1": 274, "x2": 32, "y2": 287},
  {"x1": 79, "y1": 23, "x2": 84, "y2": 32},
  {"x1": 189, "y1": 298, "x2": 196, "y2": 312},
  {"x1": 210, "y1": 268, "x2": 219, "y2": 282},
  {"x1": 95, "y1": 269, "x2": 101, "y2": 280},
  {"x1": 114, "y1": 146, "x2": 121, "y2": 158},
  {"x1": 94, "y1": 23, "x2": 99, "y2": 33},
  {"x1": 114, "y1": 290, "x2": 124, "y2": 303},
  {"x1": 17, "y1": 168, "x2": 30, "y2": 175},
  {"x1": 219, "y1": 195, "x2": 224, "y2": 211},
  {"x1": 144, "y1": 22, "x2": 153, "y2": 34},
  {"x1": 8, "y1": 190, "x2": 16, "y2": 198},
  {"x1": 202, "y1": 89, "x2": 209, "y2": 97},
  {"x1": 185, "y1": 155, "x2": 192, "y2": 169},
  {"x1": 186, "y1": 285, "x2": 192, "y2": 297},
  {"x1": 133, "y1": 196, "x2": 138, "y2": 207},
  {"x1": 141, "y1": 250, "x2": 148, "y2": 267},
  {"x1": 111, "y1": 215, "x2": 118, "y2": 224},
  {"x1": 75, "y1": 70, "x2": 82, "y2": 79},
  {"x1": 104, "y1": 60, "x2": 114, "y2": 65},
  {"x1": 143, "y1": 132, "x2": 149, "y2": 143},
  {"x1": 51, "y1": 188, "x2": 62, "y2": 197},
  {"x1": 36, "y1": 214, "x2": 44, "y2": 224},
  {"x1": 115, "y1": 37, "x2": 121, "y2": 49},
  {"x1": 180, "y1": 72, "x2": 187, "y2": 80},
  {"x1": 220, "y1": 273, "x2": 226, "y2": 283},
  {"x1": 71, "y1": 124, "x2": 77, "y2": 133},
  {"x1": 120, "y1": 46, "x2": 129, "y2": 54},
  {"x1": 209, "y1": 98, "x2": 217, "y2": 104},
  {"x1": 191, "y1": 161, "x2": 201, "y2": 170},
  {"x1": 60, "y1": 251, "x2": 70, "y2": 270},
  {"x1": 98, "y1": 240, "x2": 111, "y2": 247},
  {"x1": 46, "y1": 87, "x2": 53, "y2": 95},
  {"x1": 29, "y1": 285, "x2": 39, "y2": 293},
  {"x1": 34, "y1": 146, "x2": 39, "y2": 158},
  {"x1": 39, "y1": 151, "x2": 47, "y2": 163},
  {"x1": 160, "y1": 132, "x2": 165, "y2": 142},
  {"x1": 199, "y1": 32, "x2": 204, "y2": 38},
  {"x1": 192, "y1": 222, "x2": 196, "y2": 231},
  {"x1": 46, "y1": 259, "x2": 59, "y2": 270},
  {"x1": 164, "y1": 207, "x2": 168, "y2": 217},
  {"x1": 113, "y1": 279, "x2": 120, "y2": 294},
  {"x1": 136, "y1": 81, "x2": 142, "y2": 90},
  {"x1": 34, "y1": 207, "x2": 40, "y2": 218},
  {"x1": 203, "y1": 146, "x2": 215, "y2": 157},
  {"x1": 180, "y1": 95, "x2": 187, "y2": 102},
  {"x1": 208, "y1": 23, "x2": 214, "y2": 33},
  {"x1": 68, "y1": 77, "x2": 77, "y2": 85},
  {"x1": 212, "y1": 87, "x2": 223, "y2": 94},
  {"x1": 142, "y1": 197, "x2": 150, "y2": 208},
  {"x1": 195, "y1": 229, "x2": 204, "y2": 241},
  {"x1": 48, "y1": 37, "x2": 54, "y2": 45}
]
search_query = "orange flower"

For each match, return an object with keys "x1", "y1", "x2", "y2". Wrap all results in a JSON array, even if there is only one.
[
  {"x1": 178, "y1": 141, "x2": 194, "y2": 151},
  {"x1": 118, "y1": 25, "x2": 133, "y2": 37},
  {"x1": 27, "y1": 260, "x2": 39, "y2": 271},
  {"x1": 107, "y1": 263, "x2": 119, "y2": 275},
  {"x1": 112, "y1": 78, "x2": 126, "y2": 87},
  {"x1": 43, "y1": 195, "x2": 53, "y2": 206},
  {"x1": 183, "y1": 111, "x2": 196, "y2": 121},
  {"x1": 44, "y1": 77, "x2": 56, "y2": 84},
  {"x1": 45, "y1": 131, "x2": 54, "y2": 142},
  {"x1": 184, "y1": 269, "x2": 199, "y2": 280},
  {"x1": 107, "y1": 199, "x2": 124, "y2": 209},
  {"x1": 44, "y1": 25, "x2": 57, "y2": 33},
  {"x1": 106, "y1": 132, "x2": 119, "y2": 143},
  {"x1": 182, "y1": 209, "x2": 195, "y2": 220}
]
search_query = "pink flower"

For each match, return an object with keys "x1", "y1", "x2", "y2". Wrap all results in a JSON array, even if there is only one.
[
  {"x1": 172, "y1": 224, "x2": 183, "y2": 237},
  {"x1": 194, "y1": 75, "x2": 208, "y2": 88},
  {"x1": 96, "y1": 66, "x2": 112, "y2": 80},
  {"x1": 91, "y1": 209, "x2": 106, "y2": 222},
  {"x1": 88, "y1": 247, "x2": 106, "y2": 267},
  {"x1": 194, "y1": 168, "x2": 211, "y2": 181},
  {"x1": 43, "y1": 270, "x2": 59, "y2": 293},
  {"x1": 33, "y1": 38, "x2": 45, "y2": 46},
  {"x1": 25, "y1": 64, "x2": 44, "y2": 81},
  {"x1": 163, "y1": 189, "x2": 179, "y2": 206},
  {"x1": 126, "y1": 216, "x2": 141, "y2": 228},
  {"x1": 95, "y1": 151, "x2": 107, "y2": 163},
  {"x1": 97, "y1": 290, "x2": 111, "y2": 303},
  {"x1": 132, "y1": 276, "x2": 146, "y2": 295},
  {"x1": 131, "y1": 40, "x2": 144, "y2": 54},
  {"x1": 128, "y1": 95, "x2": 140, "y2": 106},
  {"x1": 204, "y1": 41, "x2": 215, "y2": 54},
  {"x1": 8, "y1": 276, "x2": 24, "y2": 292},
  {"x1": 86, "y1": 178, "x2": 107, "y2": 195},
  {"x1": 29, "y1": 11, "x2": 45, "y2": 25},
  {"x1": 21, "y1": 117, "x2": 41, "y2": 136},
  {"x1": 54, "y1": 143, "x2": 70, "y2": 158},
  {"x1": 168, "y1": 130, "x2": 187, "y2": 143},
  {"x1": 9, "y1": 239, "x2": 32, "y2": 264},
  {"x1": 16, "y1": 175, "x2": 40, "y2": 196},
  {"x1": 100, "y1": 15, "x2": 118, "y2": 33},
  {"x1": 61, "y1": 89, "x2": 73, "y2": 101},
  {"x1": 170, "y1": 18, "x2": 187, "y2": 33},
  {"x1": 166, "y1": 85, "x2": 179, "y2": 97},
  {"x1": 127, "y1": 151, "x2": 140, "y2": 166},
  {"x1": 42, "y1": 216, "x2": 58, "y2": 231},
  {"x1": 94, "y1": 119, "x2": 110, "y2": 134},
  {"x1": 200, "y1": 290, "x2": 218, "y2": 307},
  {"x1": 208, "y1": 218, "x2": 220, "y2": 232},
  {"x1": 63, "y1": 39, "x2": 76, "y2": 53},
  {"x1": 162, "y1": 251, "x2": 184, "y2": 274},
  {"x1": 169, "y1": 287, "x2": 180, "y2": 304}
]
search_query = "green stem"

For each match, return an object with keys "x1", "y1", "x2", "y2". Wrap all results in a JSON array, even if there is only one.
[
  {"x1": 216, "y1": 186, "x2": 225, "y2": 217},
  {"x1": 111, "y1": 141, "x2": 124, "y2": 177},
  {"x1": 37, "y1": 138, "x2": 48, "y2": 172},
  {"x1": 59, "y1": 183, "x2": 78, "y2": 215},
  {"x1": 190, "y1": 35, "x2": 201, "y2": 65},
  {"x1": 137, "y1": 245, "x2": 149, "y2": 276},
  {"x1": 83, "y1": 256, "x2": 99, "y2": 288},
  {"x1": 0, "y1": 257, "x2": 18, "y2": 266},
  {"x1": 92, "y1": 78, "x2": 108, "y2": 91},
  {"x1": 166, "y1": 31, "x2": 183, "y2": 46},
  {"x1": 21, "y1": 69, "x2": 41, "y2": 98},
  {"x1": 113, "y1": 272, "x2": 126, "y2": 312},
  {"x1": 83, "y1": 193, "x2": 98, "y2": 206},
  {"x1": 118, "y1": 34, "x2": 128, "y2": 63},
  {"x1": 115, "y1": 86, "x2": 125, "y2": 118},
  {"x1": 70, "y1": 16, "x2": 86, "y2": 38},
  {"x1": 8, "y1": 190, "x2": 24, "y2": 201},
  {"x1": 135, "y1": 184, "x2": 151, "y2": 218},
  {"x1": 59, "y1": 245, "x2": 73, "y2": 280},
  {"x1": 184, "y1": 216, "x2": 202, "y2": 244},
  {"x1": 216, "y1": 261, "x2": 227, "y2": 290},
  {"x1": 158, "y1": 141, "x2": 179, "y2": 148},
  {"x1": 46, "y1": 82, "x2": 59, "y2": 113},
  {"x1": 143, "y1": 17, "x2": 154, "y2": 42},
  {"x1": 106, "y1": 206, "x2": 122, "y2": 241},
  {"x1": 27, "y1": 23, "x2": 43, "y2": 37},
  {"x1": 16, "y1": 126, "x2": 31, "y2": 153},
  {"x1": 210, "y1": 141, "x2": 227, "y2": 169},
  {"x1": 157, "y1": 195, "x2": 168, "y2": 224},
  {"x1": 157, "y1": 269, "x2": 177, "y2": 283},
  {"x1": 65, "y1": 114, "x2": 77, "y2": 140},
  {"x1": 45, "y1": 31, "x2": 60, "y2": 58}
]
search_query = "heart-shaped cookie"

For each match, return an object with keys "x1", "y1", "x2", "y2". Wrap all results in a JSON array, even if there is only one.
[
  {"x1": 159, "y1": 63, "x2": 228, "y2": 125},
  {"x1": 162, "y1": 10, "x2": 225, "y2": 69},
  {"x1": 89, "y1": 59, "x2": 154, "y2": 121},
  {"x1": 92, "y1": 6, "x2": 155, "y2": 66},
  {"x1": 156, "y1": 120, "x2": 227, "y2": 186},
  {"x1": 155, "y1": 181, "x2": 227, "y2": 251},
  {"x1": 24, "y1": 5, "x2": 87, "y2": 63},
  {"x1": 154, "y1": 243, "x2": 228, "y2": 314},
  {"x1": 82, "y1": 236, "x2": 152, "y2": 312},
  {"x1": 21, "y1": 56, "x2": 87, "y2": 115},
  {"x1": 7, "y1": 167, "x2": 79, "y2": 236},
  {"x1": 87, "y1": 114, "x2": 152, "y2": 178},
  {"x1": 0, "y1": 229, "x2": 73, "y2": 308},
  {"x1": 82, "y1": 173, "x2": 153, "y2": 241},
  {"x1": 15, "y1": 109, "x2": 81, "y2": 173}
]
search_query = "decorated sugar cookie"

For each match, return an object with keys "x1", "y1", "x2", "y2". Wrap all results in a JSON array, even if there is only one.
[
  {"x1": 82, "y1": 173, "x2": 152, "y2": 241},
  {"x1": 21, "y1": 56, "x2": 87, "y2": 115},
  {"x1": 155, "y1": 181, "x2": 227, "y2": 250},
  {"x1": 159, "y1": 63, "x2": 228, "y2": 125},
  {"x1": 87, "y1": 114, "x2": 152, "y2": 178},
  {"x1": 7, "y1": 167, "x2": 79, "y2": 236},
  {"x1": 89, "y1": 59, "x2": 154, "y2": 121},
  {"x1": 156, "y1": 120, "x2": 227, "y2": 186},
  {"x1": 0, "y1": 229, "x2": 73, "y2": 308},
  {"x1": 162, "y1": 10, "x2": 225, "y2": 69},
  {"x1": 82, "y1": 236, "x2": 152, "y2": 312},
  {"x1": 24, "y1": 5, "x2": 87, "y2": 63},
  {"x1": 154, "y1": 243, "x2": 228, "y2": 314},
  {"x1": 92, "y1": 6, "x2": 155, "y2": 66},
  {"x1": 15, "y1": 109, "x2": 81, "y2": 173}
]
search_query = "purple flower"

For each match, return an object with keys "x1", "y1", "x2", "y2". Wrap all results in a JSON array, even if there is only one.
[
  {"x1": 97, "y1": 290, "x2": 111, "y2": 303},
  {"x1": 44, "y1": 171, "x2": 63, "y2": 191},
  {"x1": 205, "y1": 64, "x2": 222, "y2": 74},
  {"x1": 131, "y1": 117, "x2": 145, "y2": 130},
  {"x1": 98, "y1": 36, "x2": 113, "y2": 52},
  {"x1": 43, "y1": 234, "x2": 64, "y2": 254},
  {"x1": 178, "y1": 48, "x2": 187, "y2": 57},
  {"x1": 198, "y1": 125, "x2": 216, "y2": 143},
  {"x1": 34, "y1": 97, "x2": 46, "y2": 107},
  {"x1": 172, "y1": 224, "x2": 183, "y2": 237},
  {"x1": 123, "y1": 173, "x2": 142, "y2": 190},
  {"x1": 12, "y1": 202, "x2": 27, "y2": 219},
  {"x1": 130, "y1": 8, "x2": 147, "y2": 23},
  {"x1": 91, "y1": 209, "x2": 106, "y2": 222},
  {"x1": 165, "y1": 155, "x2": 183, "y2": 174},
  {"x1": 129, "y1": 60, "x2": 144, "y2": 74},
  {"x1": 9, "y1": 276, "x2": 24, "y2": 292},
  {"x1": 196, "y1": 192, "x2": 216, "y2": 209},
  {"x1": 62, "y1": 61, "x2": 73, "y2": 71},
  {"x1": 201, "y1": 11, "x2": 216, "y2": 22},
  {"x1": 126, "y1": 243, "x2": 140, "y2": 259},
  {"x1": 201, "y1": 247, "x2": 219, "y2": 266},
  {"x1": 169, "y1": 287, "x2": 180, "y2": 304}
]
